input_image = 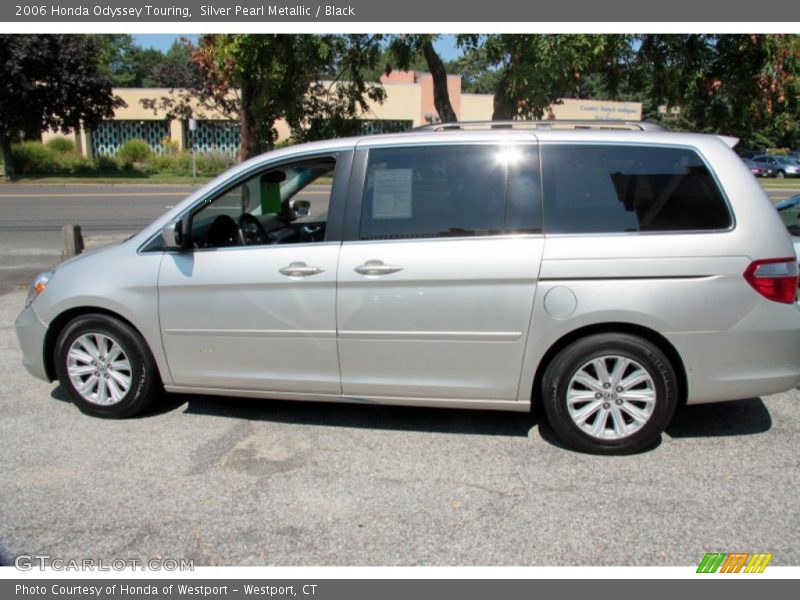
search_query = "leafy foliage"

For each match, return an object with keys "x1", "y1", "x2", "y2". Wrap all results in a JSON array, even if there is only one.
[
  {"x1": 0, "y1": 34, "x2": 124, "y2": 178},
  {"x1": 457, "y1": 34, "x2": 630, "y2": 120},
  {"x1": 447, "y1": 33, "x2": 800, "y2": 149},
  {"x1": 92, "y1": 35, "x2": 197, "y2": 88},
  {"x1": 616, "y1": 34, "x2": 800, "y2": 149},
  {"x1": 142, "y1": 34, "x2": 386, "y2": 159},
  {"x1": 11, "y1": 141, "x2": 57, "y2": 173},
  {"x1": 116, "y1": 139, "x2": 152, "y2": 167},
  {"x1": 45, "y1": 136, "x2": 77, "y2": 154}
]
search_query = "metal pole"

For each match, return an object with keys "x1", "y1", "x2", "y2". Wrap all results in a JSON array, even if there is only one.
[{"x1": 189, "y1": 118, "x2": 197, "y2": 179}]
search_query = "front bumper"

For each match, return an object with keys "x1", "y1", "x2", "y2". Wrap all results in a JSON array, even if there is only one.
[{"x1": 14, "y1": 304, "x2": 50, "y2": 381}]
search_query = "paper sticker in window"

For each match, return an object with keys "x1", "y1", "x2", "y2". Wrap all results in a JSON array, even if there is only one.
[{"x1": 372, "y1": 168, "x2": 413, "y2": 219}]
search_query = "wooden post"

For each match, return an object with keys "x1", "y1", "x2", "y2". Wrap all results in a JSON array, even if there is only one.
[{"x1": 61, "y1": 224, "x2": 84, "y2": 260}]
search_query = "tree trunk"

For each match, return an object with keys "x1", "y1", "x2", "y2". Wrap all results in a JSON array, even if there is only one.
[
  {"x1": 239, "y1": 80, "x2": 260, "y2": 161},
  {"x1": 1, "y1": 132, "x2": 15, "y2": 180},
  {"x1": 421, "y1": 40, "x2": 457, "y2": 123},
  {"x1": 491, "y1": 80, "x2": 517, "y2": 121}
]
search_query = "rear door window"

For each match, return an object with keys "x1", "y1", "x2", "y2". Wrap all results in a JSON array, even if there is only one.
[
  {"x1": 541, "y1": 144, "x2": 732, "y2": 233},
  {"x1": 359, "y1": 145, "x2": 541, "y2": 240}
]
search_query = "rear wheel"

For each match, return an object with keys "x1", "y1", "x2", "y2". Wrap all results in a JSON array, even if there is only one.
[
  {"x1": 54, "y1": 314, "x2": 159, "y2": 418},
  {"x1": 542, "y1": 333, "x2": 678, "y2": 454}
]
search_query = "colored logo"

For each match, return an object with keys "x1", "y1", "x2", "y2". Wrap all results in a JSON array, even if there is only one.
[{"x1": 697, "y1": 552, "x2": 773, "y2": 573}]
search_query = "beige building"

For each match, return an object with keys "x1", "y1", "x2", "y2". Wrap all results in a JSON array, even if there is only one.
[{"x1": 45, "y1": 72, "x2": 642, "y2": 157}]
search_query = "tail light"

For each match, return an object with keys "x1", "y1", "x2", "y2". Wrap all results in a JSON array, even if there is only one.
[{"x1": 744, "y1": 258, "x2": 799, "y2": 304}]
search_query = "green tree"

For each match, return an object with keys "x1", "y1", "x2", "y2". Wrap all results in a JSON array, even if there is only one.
[
  {"x1": 0, "y1": 35, "x2": 123, "y2": 179},
  {"x1": 92, "y1": 34, "x2": 183, "y2": 88},
  {"x1": 129, "y1": 46, "x2": 165, "y2": 87},
  {"x1": 144, "y1": 34, "x2": 386, "y2": 159},
  {"x1": 445, "y1": 46, "x2": 498, "y2": 95},
  {"x1": 388, "y1": 35, "x2": 457, "y2": 122},
  {"x1": 93, "y1": 34, "x2": 139, "y2": 86},
  {"x1": 149, "y1": 40, "x2": 202, "y2": 88},
  {"x1": 460, "y1": 34, "x2": 631, "y2": 120},
  {"x1": 626, "y1": 34, "x2": 800, "y2": 148}
]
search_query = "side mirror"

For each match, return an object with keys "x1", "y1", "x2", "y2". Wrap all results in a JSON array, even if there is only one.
[
  {"x1": 161, "y1": 219, "x2": 188, "y2": 250},
  {"x1": 290, "y1": 199, "x2": 311, "y2": 219}
]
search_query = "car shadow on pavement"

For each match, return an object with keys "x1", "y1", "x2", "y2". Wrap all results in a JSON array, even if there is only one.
[
  {"x1": 48, "y1": 386, "x2": 771, "y2": 441},
  {"x1": 49, "y1": 385, "x2": 191, "y2": 418},
  {"x1": 667, "y1": 397, "x2": 772, "y2": 438},
  {"x1": 174, "y1": 392, "x2": 539, "y2": 438}
]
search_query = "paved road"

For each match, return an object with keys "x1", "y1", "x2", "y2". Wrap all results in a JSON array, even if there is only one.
[
  {"x1": 1, "y1": 183, "x2": 797, "y2": 296},
  {"x1": 0, "y1": 183, "x2": 336, "y2": 295},
  {"x1": 0, "y1": 184, "x2": 192, "y2": 233},
  {"x1": 1, "y1": 287, "x2": 798, "y2": 566},
  {"x1": 0, "y1": 185, "x2": 195, "y2": 295}
]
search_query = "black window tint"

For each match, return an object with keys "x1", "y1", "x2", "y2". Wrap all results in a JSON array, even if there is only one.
[
  {"x1": 541, "y1": 145, "x2": 731, "y2": 233},
  {"x1": 359, "y1": 145, "x2": 540, "y2": 240}
]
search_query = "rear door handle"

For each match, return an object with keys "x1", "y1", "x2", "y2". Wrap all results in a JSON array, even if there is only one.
[
  {"x1": 354, "y1": 260, "x2": 404, "y2": 276},
  {"x1": 279, "y1": 262, "x2": 325, "y2": 277}
]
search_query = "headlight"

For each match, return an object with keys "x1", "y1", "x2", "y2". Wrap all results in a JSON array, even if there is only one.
[{"x1": 25, "y1": 271, "x2": 53, "y2": 308}]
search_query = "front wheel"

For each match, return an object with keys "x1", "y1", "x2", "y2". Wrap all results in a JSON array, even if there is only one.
[
  {"x1": 54, "y1": 314, "x2": 160, "y2": 418},
  {"x1": 541, "y1": 333, "x2": 678, "y2": 455}
]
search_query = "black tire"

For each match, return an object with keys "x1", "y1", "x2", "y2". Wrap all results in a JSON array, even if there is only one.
[
  {"x1": 776, "y1": 170, "x2": 786, "y2": 179},
  {"x1": 541, "y1": 333, "x2": 678, "y2": 455},
  {"x1": 54, "y1": 314, "x2": 160, "y2": 418}
]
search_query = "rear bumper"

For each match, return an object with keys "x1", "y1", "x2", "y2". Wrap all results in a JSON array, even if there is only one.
[
  {"x1": 667, "y1": 300, "x2": 800, "y2": 404},
  {"x1": 14, "y1": 304, "x2": 50, "y2": 382}
]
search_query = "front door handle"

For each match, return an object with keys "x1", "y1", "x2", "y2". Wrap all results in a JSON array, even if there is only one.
[
  {"x1": 354, "y1": 260, "x2": 404, "y2": 276},
  {"x1": 279, "y1": 262, "x2": 325, "y2": 277}
]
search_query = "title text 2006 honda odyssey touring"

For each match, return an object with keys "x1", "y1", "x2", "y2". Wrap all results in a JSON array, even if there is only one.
[{"x1": 15, "y1": 121, "x2": 800, "y2": 454}]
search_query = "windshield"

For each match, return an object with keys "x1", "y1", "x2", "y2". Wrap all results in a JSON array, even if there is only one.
[{"x1": 776, "y1": 156, "x2": 797, "y2": 165}]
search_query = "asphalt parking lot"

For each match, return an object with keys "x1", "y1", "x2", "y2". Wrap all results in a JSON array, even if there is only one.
[{"x1": 1, "y1": 284, "x2": 799, "y2": 566}]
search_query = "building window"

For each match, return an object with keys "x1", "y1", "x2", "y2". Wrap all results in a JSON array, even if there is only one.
[
  {"x1": 189, "y1": 120, "x2": 241, "y2": 155},
  {"x1": 91, "y1": 120, "x2": 170, "y2": 156}
]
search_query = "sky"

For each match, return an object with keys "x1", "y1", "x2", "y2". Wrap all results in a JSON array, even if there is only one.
[{"x1": 132, "y1": 34, "x2": 462, "y2": 61}]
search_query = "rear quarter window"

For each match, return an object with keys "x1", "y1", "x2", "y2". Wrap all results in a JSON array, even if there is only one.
[{"x1": 541, "y1": 144, "x2": 732, "y2": 234}]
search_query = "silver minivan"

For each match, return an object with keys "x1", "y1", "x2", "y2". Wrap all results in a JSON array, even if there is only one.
[{"x1": 15, "y1": 122, "x2": 800, "y2": 454}]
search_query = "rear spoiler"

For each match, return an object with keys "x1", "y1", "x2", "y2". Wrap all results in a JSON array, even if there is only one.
[{"x1": 717, "y1": 135, "x2": 739, "y2": 148}]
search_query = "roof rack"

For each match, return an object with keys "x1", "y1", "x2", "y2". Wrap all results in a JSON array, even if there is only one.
[{"x1": 413, "y1": 120, "x2": 666, "y2": 132}]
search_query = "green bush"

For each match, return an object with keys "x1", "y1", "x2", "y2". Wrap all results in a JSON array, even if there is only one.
[
  {"x1": 5, "y1": 141, "x2": 236, "y2": 178},
  {"x1": 173, "y1": 152, "x2": 194, "y2": 173},
  {"x1": 57, "y1": 152, "x2": 94, "y2": 174},
  {"x1": 10, "y1": 142, "x2": 56, "y2": 174},
  {"x1": 194, "y1": 152, "x2": 236, "y2": 175},
  {"x1": 145, "y1": 151, "x2": 234, "y2": 176},
  {"x1": 148, "y1": 153, "x2": 175, "y2": 173},
  {"x1": 45, "y1": 136, "x2": 76, "y2": 154},
  {"x1": 117, "y1": 139, "x2": 152, "y2": 167},
  {"x1": 94, "y1": 154, "x2": 119, "y2": 172}
]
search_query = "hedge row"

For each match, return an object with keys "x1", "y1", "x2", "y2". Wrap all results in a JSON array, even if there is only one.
[{"x1": 8, "y1": 138, "x2": 237, "y2": 177}]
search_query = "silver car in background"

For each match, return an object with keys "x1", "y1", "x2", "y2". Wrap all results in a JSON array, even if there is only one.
[
  {"x1": 752, "y1": 154, "x2": 800, "y2": 178},
  {"x1": 15, "y1": 121, "x2": 800, "y2": 454}
]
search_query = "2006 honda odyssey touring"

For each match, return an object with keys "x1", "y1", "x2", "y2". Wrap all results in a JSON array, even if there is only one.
[{"x1": 15, "y1": 121, "x2": 800, "y2": 454}]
